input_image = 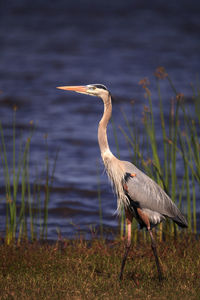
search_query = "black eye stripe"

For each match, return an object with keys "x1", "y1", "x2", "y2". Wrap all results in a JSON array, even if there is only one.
[{"x1": 93, "y1": 84, "x2": 108, "y2": 91}]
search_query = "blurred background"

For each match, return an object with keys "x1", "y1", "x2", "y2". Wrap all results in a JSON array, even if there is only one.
[{"x1": 0, "y1": 0, "x2": 200, "y2": 240}]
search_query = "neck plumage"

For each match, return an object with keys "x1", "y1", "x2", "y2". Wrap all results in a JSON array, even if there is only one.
[
  {"x1": 98, "y1": 93, "x2": 113, "y2": 158},
  {"x1": 97, "y1": 92, "x2": 129, "y2": 214}
]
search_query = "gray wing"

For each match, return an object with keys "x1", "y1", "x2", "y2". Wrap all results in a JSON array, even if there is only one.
[{"x1": 123, "y1": 161, "x2": 188, "y2": 227}]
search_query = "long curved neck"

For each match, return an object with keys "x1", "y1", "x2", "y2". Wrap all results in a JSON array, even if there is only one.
[
  {"x1": 98, "y1": 92, "x2": 128, "y2": 214},
  {"x1": 98, "y1": 93, "x2": 113, "y2": 159}
]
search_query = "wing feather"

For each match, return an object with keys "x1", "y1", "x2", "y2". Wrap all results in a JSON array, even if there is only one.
[{"x1": 123, "y1": 161, "x2": 187, "y2": 227}]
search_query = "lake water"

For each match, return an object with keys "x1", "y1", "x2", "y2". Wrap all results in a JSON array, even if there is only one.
[{"x1": 0, "y1": 0, "x2": 200, "y2": 239}]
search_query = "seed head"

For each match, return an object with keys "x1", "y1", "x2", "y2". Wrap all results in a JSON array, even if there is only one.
[{"x1": 154, "y1": 67, "x2": 168, "y2": 80}]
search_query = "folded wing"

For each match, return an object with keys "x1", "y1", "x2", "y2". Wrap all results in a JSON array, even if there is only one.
[{"x1": 123, "y1": 161, "x2": 188, "y2": 228}]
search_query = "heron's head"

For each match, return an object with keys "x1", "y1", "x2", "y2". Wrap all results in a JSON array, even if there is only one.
[{"x1": 56, "y1": 84, "x2": 109, "y2": 98}]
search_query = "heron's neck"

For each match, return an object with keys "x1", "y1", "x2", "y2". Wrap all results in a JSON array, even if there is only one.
[{"x1": 98, "y1": 93, "x2": 113, "y2": 160}]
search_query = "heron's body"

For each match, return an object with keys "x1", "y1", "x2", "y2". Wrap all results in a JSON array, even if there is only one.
[
  {"x1": 57, "y1": 83, "x2": 188, "y2": 281},
  {"x1": 103, "y1": 154, "x2": 187, "y2": 229}
]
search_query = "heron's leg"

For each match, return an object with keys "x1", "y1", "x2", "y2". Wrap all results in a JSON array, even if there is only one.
[
  {"x1": 148, "y1": 229, "x2": 163, "y2": 282},
  {"x1": 119, "y1": 210, "x2": 132, "y2": 281},
  {"x1": 136, "y1": 208, "x2": 163, "y2": 282}
]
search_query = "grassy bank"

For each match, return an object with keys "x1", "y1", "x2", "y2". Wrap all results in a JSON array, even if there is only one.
[{"x1": 0, "y1": 235, "x2": 199, "y2": 299}]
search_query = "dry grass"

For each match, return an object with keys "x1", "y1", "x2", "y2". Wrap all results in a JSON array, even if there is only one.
[{"x1": 0, "y1": 235, "x2": 199, "y2": 299}]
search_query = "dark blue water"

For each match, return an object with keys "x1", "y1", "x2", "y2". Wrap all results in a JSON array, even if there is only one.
[{"x1": 0, "y1": 0, "x2": 200, "y2": 239}]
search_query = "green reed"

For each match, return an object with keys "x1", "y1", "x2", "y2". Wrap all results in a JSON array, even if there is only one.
[
  {"x1": 116, "y1": 68, "x2": 199, "y2": 240},
  {"x1": 0, "y1": 110, "x2": 57, "y2": 244}
]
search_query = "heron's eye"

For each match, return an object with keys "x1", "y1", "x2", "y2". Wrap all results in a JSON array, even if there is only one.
[{"x1": 89, "y1": 86, "x2": 96, "y2": 90}]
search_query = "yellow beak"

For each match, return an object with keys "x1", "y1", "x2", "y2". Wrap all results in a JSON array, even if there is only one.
[{"x1": 56, "y1": 85, "x2": 87, "y2": 93}]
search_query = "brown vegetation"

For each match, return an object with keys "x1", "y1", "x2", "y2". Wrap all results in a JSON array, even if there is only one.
[{"x1": 0, "y1": 235, "x2": 199, "y2": 299}]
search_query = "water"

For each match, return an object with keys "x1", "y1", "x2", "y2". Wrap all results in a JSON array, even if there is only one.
[{"x1": 0, "y1": 0, "x2": 200, "y2": 239}]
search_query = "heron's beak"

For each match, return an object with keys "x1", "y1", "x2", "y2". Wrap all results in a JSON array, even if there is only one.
[{"x1": 56, "y1": 85, "x2": 87, "y2": 94}]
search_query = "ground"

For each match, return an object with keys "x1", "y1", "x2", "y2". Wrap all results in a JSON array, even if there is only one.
[{"x1": 0, "y1": 234, "x2": 199, "y2": 299}]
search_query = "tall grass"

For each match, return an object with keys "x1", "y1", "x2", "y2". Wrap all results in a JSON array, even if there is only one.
[
  {"x1": 0, "y1": 109, "x2": 57, "y2": 244},
  {"x1": 117, "y1": 68, "x2": 199, "y2": 240}
]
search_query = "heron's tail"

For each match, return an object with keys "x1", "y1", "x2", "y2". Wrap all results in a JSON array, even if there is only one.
[{"x1": 171, "y1": 213, "x2": 188, "y2": 228}]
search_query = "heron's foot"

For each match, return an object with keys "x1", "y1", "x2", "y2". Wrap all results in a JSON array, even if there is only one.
[
  {"x1": 119, "y1": 244, "x2": 131, "y2": 282},
  {"x1": 119, "y1": 272, "x2": 123, "y2": 281},
  {"x1": 158, "y1": 272, "x2": 163, "y2": 282}
]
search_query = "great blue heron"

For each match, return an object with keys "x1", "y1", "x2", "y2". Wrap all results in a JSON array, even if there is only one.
[{"x1": 57, "y1": 84, "x2": 188, "y2": 281}]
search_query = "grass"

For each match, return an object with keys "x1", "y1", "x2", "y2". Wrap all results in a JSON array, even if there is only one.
[
  {"x1": 0, "y1": 110, "x2": 58, "y2": 244},
  {"x1": 0, "y1": 235, "x2": 199, "y2": 300}
]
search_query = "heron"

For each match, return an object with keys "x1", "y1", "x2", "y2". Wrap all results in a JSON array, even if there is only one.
[{"x1": 57, "y1": 84, "x2": 188, "y2": 281}]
